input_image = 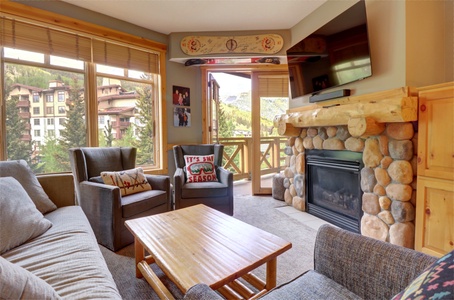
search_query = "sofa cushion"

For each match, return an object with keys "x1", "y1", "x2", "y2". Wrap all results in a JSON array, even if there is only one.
[
  {"x1": 0, "y1": 256, "x2": 61, "y2": 299},
  {"x1": 391, "y1": 250, "x2": 454, "y2": 300},
  {"x1": 101, "y1": 167, "x2": 152, "y2": 196},
  {"x1": 0, "y1": 160, "x2": 57, "y2": 214},
  {"x1": 0, "y1": 177, "x2": 53, "y2": 255},
  {"x1": 259, "y1": 270, "x2": 362, "y2": 300},
  {"x1": 184, "y1": 154, "x2": 218, "y2": 183},
  {"x1": 2, "y1": 206, "x2": 121, "y2": 299}
]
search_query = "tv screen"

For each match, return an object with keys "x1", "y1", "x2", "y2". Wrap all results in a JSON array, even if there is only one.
[{"x1": 286, "y1": 0, "x2": 372, "y2": 100}]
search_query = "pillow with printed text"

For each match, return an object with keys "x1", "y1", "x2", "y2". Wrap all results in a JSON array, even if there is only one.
[{"x1": 184, "y1": 155, "x2": 218, "y2": 183}]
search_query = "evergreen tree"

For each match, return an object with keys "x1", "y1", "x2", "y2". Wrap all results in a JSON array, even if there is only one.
[
  {"x1": 114, "y1": 126, "x2": 135, "y2": 147},
  {"x1": 103, "y1": 120, "x2": 114, "y2": 147},
  {"x1": 5, "y1": 95, "x2": 33, "y2": 163},
  {"x1": 47, "y1": 77, "x2": 86, "y2": 171},
  {"x1": 218, "y1": 103, "x2": 235, "y2": 138},
  {"x1": 134, "y1": 85, "x2": 154, "y2": 165},
  {"x1": 60, "y1": 78, "x2": 86, "y2": 149},
  {"x1": 39, "y1": 137, "x2": 69, "y2": 173}
]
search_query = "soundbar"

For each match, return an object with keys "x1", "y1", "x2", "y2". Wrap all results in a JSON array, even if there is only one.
[{"x1": 309, "y1": 89, "x2": 351, "y2": 103}]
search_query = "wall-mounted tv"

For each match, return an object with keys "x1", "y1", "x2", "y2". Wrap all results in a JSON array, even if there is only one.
[{"x1": 286, "y1": 0, "x2": 372, "y2": 102}]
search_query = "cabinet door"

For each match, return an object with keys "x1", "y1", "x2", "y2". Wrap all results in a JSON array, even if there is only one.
[
  {"x1": 415, "y1": 176, "x2": 454, "y2": 257},
  {"x1": 417, "y1": 87, "x2": 454, "y2": 181}
]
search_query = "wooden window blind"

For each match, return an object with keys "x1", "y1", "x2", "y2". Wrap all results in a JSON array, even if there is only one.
[
  {"x1": 1, "y1": 17, "x2": 159, "y2": 74},
  {"x1": 92, "y1": 40, "x2": 158, "y2": 74},
  {"x1": 1, "y1": 18, "x2": 92, "y2": 61},
  {"x1": 258, "y1": 74, "x2": 289, "y2": 98}
]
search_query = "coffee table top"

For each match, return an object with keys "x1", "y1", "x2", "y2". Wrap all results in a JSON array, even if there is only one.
[{"x1": 125, "y1": 204, "x2": 292, "y2": 293}]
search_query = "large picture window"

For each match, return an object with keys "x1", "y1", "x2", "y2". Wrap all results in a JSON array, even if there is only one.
[{"x1": 0, "y1": 15, "x2": 164, "y2": 174}]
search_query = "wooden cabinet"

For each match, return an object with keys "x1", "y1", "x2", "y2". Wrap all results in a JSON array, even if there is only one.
[{"x1": 415, "y1": 83, "x2": 454, "y2": 257}]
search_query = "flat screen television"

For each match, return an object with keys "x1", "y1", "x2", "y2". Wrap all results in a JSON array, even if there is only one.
[{"x1": 286, "y1": 0, "x2": 372, "y2": 101}]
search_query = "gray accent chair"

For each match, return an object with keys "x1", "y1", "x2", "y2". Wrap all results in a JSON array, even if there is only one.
[
  {"x1": 69, "y1": 147, "x2": 171, "y2": 251},
  {"x1": 173, "y1": 144, "x2": 234, "y2": 215}
]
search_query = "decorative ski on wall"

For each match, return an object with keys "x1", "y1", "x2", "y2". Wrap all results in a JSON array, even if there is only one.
[{"x1": 180, "y1": 34, "x2": 284, "y2": 56}]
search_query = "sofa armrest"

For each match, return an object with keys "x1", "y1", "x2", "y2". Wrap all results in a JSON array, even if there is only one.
[
  {"x1": 183, "y1": 283, "x2": 223, "y2": 300},
  {"x1": 314, "y1": 225, "x2": 437, "y2": 299},
  {"x1": 38, "y1": 173, "x2": 75, "y2": 207}
]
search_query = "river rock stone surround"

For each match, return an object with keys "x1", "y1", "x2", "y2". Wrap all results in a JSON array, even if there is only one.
[{"x1": 282, "y1": 122, "x2": 417, "y2": 248}]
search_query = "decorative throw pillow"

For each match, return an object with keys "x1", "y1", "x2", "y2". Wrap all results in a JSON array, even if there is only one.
[
  {"x1": 101, "y1": 167, "x2": 152, "y2": 196},
  {"x1": 392, "y1": 250, "x2": 454, "y2": 300},
  {"x1": 0, "y1": 256, "x2": 61, "y2": 299},
  {"x1": 0, "y1": 177, "x2": 53, "y2": 255},
  {"x1": 0, "y1": 160, "x2": 57, "y2": 214},
  {"x1": 184, "y1": 154, "x2": 218, "y2": 183}
]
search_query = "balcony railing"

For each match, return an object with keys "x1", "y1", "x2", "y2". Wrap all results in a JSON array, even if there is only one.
[{"x1": 219, "y1": 136, "x2": 287, "y2": 181}]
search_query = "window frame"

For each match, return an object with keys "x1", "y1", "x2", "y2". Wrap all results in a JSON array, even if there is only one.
[{"x1": 0, "y1": 2, "x2": 168, "y2": 175}]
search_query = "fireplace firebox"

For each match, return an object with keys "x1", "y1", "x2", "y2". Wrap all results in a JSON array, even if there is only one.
[{"x1": 306, "y1": 150, "x2": 363, "y2": 233}]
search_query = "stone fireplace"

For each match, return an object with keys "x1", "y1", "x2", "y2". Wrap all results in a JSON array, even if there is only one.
[{"x1": 274, "y1": 87, "x2": 419, "y2": 248}]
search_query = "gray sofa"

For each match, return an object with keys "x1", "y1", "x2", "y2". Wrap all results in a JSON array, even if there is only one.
[
  {"x1": 0, "y1": 160, "x2": 121, "y2": 299},
  {"x1": 184, "y1": 224, "x2": 438, "y2": 300}
]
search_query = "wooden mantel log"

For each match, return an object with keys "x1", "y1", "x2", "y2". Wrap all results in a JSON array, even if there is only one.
[
  {"x1": 348, "y1": 117, "x2": 386, "y2": 138},
  {"x1": 274, "y1": 97, "x2": 418, "y2": 130}
]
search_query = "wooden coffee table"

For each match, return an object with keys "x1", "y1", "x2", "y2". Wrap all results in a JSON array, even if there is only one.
[{"x1": 125, "y1": 204, "x2": 292, "y2": 300}]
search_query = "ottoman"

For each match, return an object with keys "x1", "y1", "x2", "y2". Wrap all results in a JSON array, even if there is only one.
[{"x1": 272, "y1": 173, "x2": 285, "y2": 201}]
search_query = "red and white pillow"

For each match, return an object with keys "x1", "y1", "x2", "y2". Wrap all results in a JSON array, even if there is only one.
[{"x1": 184, "y1": 155, "x2": 218, "y2": 183}]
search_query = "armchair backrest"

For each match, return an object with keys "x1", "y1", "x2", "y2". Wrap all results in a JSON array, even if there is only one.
[
  {"x1": 69, "y1": 147, "x2": 137, "y2": 183},
  {"x1": 173, "y1": 144, "x2": 224, "y2": 169}
]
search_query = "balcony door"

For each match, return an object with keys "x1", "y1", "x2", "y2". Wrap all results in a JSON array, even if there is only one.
[{"x1": 201, "y1": 65, "x2": 288, "y2": 195}]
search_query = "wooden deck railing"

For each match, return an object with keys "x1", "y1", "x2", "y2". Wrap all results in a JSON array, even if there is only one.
[{"x1": 219, "y1": 136, "x2": 287, "y2": 181}]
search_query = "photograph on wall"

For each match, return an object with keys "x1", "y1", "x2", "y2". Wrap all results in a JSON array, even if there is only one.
[
  {"x1": 173, "y1": 107, "x2": 191, "y2": 127},
  {"x1": 172, "y1": 85, "x2": 190, "y2": 106}
]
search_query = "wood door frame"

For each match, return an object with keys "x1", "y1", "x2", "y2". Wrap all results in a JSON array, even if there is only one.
[{"x1": 201, "y1": 65, "x2": 288, "y2": 195}]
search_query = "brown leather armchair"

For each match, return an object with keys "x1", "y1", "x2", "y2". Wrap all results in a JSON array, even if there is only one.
[
  {"x1": 69, "y1": 147, "x2": 171, "y2": 251},
  {"x1": 173, "y1": 144, "x2": 233, "y2": 215}
]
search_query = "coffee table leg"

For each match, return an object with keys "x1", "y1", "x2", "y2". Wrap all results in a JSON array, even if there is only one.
[
  {"x1": 266, "y1": 258, "x2": 277, "y2": 290},
  {"x1": 134, "y1": 237, "x2": 145, "y2": 278}
]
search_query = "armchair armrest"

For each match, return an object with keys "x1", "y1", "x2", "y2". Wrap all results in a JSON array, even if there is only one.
[
  {"x1": 79, "y1": 181, "x2": 121, "y2": 206},
  {"x1": 145, "y1": 174, "x2": 172, "y2": 206},
  {"x1": 145, "y1": 174, "x2": 170, "y2": 192},
  {"x1": 38, "y1": 173, "x2": 75, "y2": 207},
  {"x1": 314, "y1": 225, "x2": 437, "y2": 299},
  {"x1": 173, "y1": 168, "x2": 185, "y2": 190},
  {"x1": 217, "y1": 167, "x2": 233, "y2": 186},
  {"x1": 79, "y1": 181, "x2": 123, "y2": 250},
  {"x1": 79, "y1": 181, "x2": 121, "y2": 221},
  {"x1": 173, "y1": 168, "x2": 185, "y2": 208}
]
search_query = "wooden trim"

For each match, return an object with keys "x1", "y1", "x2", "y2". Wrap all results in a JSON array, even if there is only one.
[
  {"x1": 201, "y1": 69, "x2": 209, "y2": 143},
  {"x1": 0, "y1": 1, "x2": 167, "y2": 52}
]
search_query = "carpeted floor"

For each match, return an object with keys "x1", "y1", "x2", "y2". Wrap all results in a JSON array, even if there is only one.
[{"x1": 100, "y1": 195, "x2": 318, "y2": 299}]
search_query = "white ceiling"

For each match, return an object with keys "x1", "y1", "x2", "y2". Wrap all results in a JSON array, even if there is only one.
[{"x1": 60, "y1": 0, "x2": 327, "y2": 35}]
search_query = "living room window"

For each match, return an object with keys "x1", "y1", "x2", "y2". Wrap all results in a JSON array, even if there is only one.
[{"x1": 0, "y1": 15, "x2": 165, "y2": 173}]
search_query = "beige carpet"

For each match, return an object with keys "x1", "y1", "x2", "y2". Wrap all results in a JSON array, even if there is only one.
[{"x1": 100, "y1": 195, "x2": 318, "y2": 299}]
